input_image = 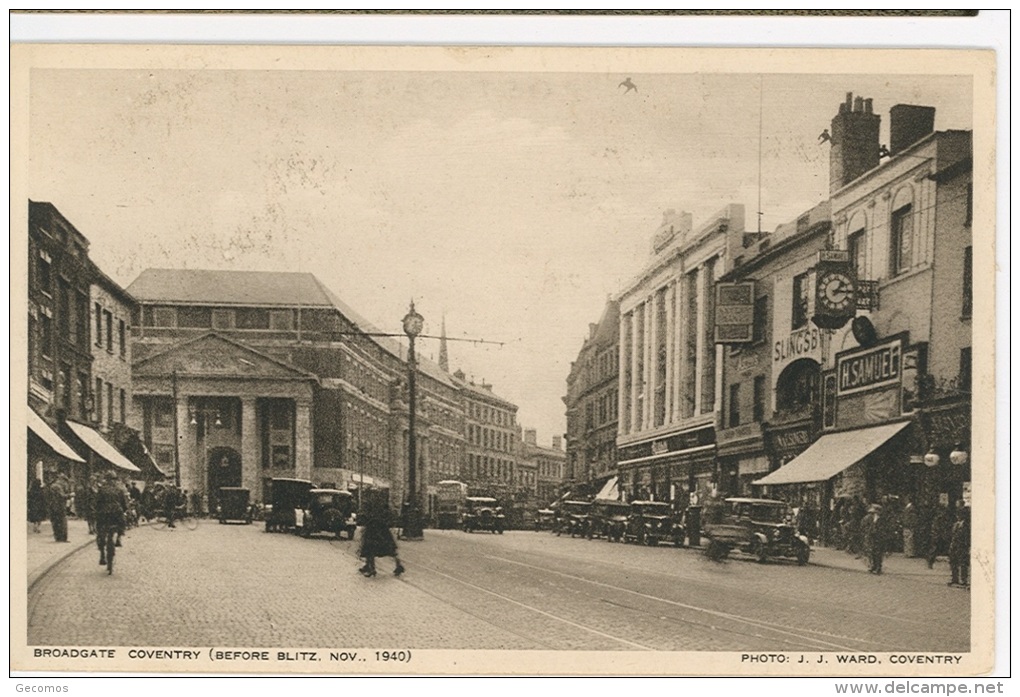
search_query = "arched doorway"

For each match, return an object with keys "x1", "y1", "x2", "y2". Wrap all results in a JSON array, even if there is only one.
[{"x1": 207, "y1": 446, "x2": 242, "y2": 513}]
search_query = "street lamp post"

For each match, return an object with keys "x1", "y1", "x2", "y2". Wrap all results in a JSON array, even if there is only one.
[{"x1": 402, "y1": 300, "x2": 425, "y2": 541}]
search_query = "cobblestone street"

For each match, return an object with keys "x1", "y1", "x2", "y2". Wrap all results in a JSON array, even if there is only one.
[{"x1": 27, "y1": 522, "x2": 969, "y2": 653}]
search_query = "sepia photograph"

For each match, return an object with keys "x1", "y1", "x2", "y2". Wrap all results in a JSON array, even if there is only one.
[{"x1": 9, "y1": 13, "x2": 1004, "y2": 683}]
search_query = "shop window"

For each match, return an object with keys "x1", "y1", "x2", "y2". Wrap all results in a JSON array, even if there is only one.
[{"x1": 890, "y1": 204, "x2": 913, "y2": 276}]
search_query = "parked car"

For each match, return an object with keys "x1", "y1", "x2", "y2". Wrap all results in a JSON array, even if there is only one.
[
  {"x1": 701, "y1": 497, "x2": 811, "y2": 565},
  {"x1": 217, "y1": 486, "x2": 252, "y2": 525},
  {"x1": 534, "y1": 508, "x2": 557, "y2": 531},
  {"x1": 587, "y1": 499, "x2": 631, "y2": 542},
  {"x1": 462, "y1": 497, "x2": 505, "y2": 534},
  {"x1": 265, "y1": 478, "x2": 314, "y2": 533},
  {"x1": 623, "y1": 500, "x2": 676, "y2": 546},
  {"x1": 555, "y1": 500, "x2": 592, "y2": 538},
  {"x1": 298, "y1": 488, "x2": 358, "y2": 540}
]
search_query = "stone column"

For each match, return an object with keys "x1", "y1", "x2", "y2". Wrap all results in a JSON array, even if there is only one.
[
  {"x1": 665, "y1": 282, "x2": 675, "y2": 424},
  {"x1": 175, "y1": 396, "x2": 193, "y2": 492},
  {"x1": 295, "y1": 399, "x2": 313, "y2": 481},
  {"x1": 629, "y1": 310, "x2": 640, "y2": 433},
  {"x1": 240, "y1": 397, "x2": 260, "y2": 495}
]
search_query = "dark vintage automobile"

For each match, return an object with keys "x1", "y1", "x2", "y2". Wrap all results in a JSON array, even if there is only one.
[
  {"x1": 462, "y1": 497, "x2": 505, "y2": 534},
  {"x1": 555, "y1": 500, "x2": 592, "y2": 538},
  {"x1": 623, "y1": 501, "x2": 680, "y2": 546},
  {"x1": 298, "y1": 488, "x2": 358, "y2": 540},
  {"x1": 586, "y1": 499, "x2": 630, "y2": 542},
  {"x1": 701, "y1": 497, "x2": 811, "y2": 565},
  {"x1": 265, "y1": 478, "x2": 314, "y2": 533},
  {"x1": 217, "y1": 486, "x2": 253, "y2": 524},
  {"x1": 534, "y1": 508, "x2": 557, "y2": 531}
]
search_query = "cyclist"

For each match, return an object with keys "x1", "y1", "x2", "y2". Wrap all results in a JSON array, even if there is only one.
[{"x1": 94, "y1": 471, "x2": 128, "y2": 570}]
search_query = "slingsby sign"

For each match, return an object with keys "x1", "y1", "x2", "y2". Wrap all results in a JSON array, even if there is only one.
[
  {"x1": 837, "y1": 337, "x2": 902, "y2": 396},
  {"x1": 773, "y1": 325, "x2": 822, "y2": 368}
]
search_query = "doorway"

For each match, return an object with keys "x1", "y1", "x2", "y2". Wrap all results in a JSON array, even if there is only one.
[{"x1": 207, "y1": 446, "x2": 242, "y2": 513}]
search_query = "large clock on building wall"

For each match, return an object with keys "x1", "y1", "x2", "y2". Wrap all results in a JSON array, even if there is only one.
[{"x1": 812, "y1": 257, "x2": 857, "y2": 330}]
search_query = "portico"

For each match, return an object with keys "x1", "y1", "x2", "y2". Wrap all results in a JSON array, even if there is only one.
[{"x1": 132, "y1": 333, "x2": 317, "y2": 509}]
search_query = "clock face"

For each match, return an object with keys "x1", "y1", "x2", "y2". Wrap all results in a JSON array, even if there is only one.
[{"x1": 817, "y1": 270, "x2": 855, "y2": 313}]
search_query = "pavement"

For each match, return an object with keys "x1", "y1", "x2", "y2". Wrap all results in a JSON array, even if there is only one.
[{"x1": 26, "y1": 518, "x2": 96, "y2": 590}]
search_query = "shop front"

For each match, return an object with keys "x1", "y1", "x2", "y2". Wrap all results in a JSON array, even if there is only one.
[
  {"x1": 715, "y1": 421, "x2": 767, "y2": 498},
  {"x1": 617, "y1": 424, "x2": 716, "y2": 507},
  {"x1": 918, "y1": 397, "x2": 971, "y2": 510}
]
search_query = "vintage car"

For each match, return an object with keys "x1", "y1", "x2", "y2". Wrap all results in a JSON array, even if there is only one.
[
  {"x1": 462, "y1": 497, "x2": 505, "y2": 534},
  {"x1": 555, "y1": 500, "x2": 593, "y2": 538},
  {"x1": 265, "y1": 478, "x2": 314, "y2": 533},
  {"x1": 217, "y1": 486, "x2": 252, "y2": 525},
  {"x1": 534, "y1": 508, "x2": 557, "y2": 531},
  {"x1": 586, "y1": 499, "x2": 631, "y2": 542},
  {"x1": 297, "y1": 488, "x2": 358, "y2": 540},
  {"x1": 623, "y1": 500, "x2": 679, "y2": 546},
  {"x1": 701, "y1": 497, "x2": 811, "y2": 565}
]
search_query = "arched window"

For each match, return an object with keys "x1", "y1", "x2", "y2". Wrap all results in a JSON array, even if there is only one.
[{"x1": 775, "y1": 358, "x2": 822, "y2": 416}]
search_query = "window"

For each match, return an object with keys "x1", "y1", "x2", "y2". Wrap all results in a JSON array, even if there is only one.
[
  {"x1": 212, "y1": 309, "x2": 234, "y2": 329},
  {"x1": 107, "y1": 382, "x2": 114, "y2": 427},
  {"x1": 119, "y1": 319, "x2": 126, "y2": 358},
  {"x1": 77, "y1": 372, "x2": 89, "y2": 418},
  {"x1": 792, "y1": 273, "x2": 810, "y2": 330},
  {"x1": 848, "y1": 229, "x2": 866, "y2": 278},
  {"x1": 962, "y1": 246, "x2": 973, "y2": 318},
  {"x1": 177, "y1": 307, "x2": 211, "y2": 328},
  {"x1": 728, "y1": 383, "x2": 741, "y2": 427},
  {"x1": 153, "y1": 444, "x2": 175, "y2": 470},
  {"x1": 105, "y1": 310, "x2": 113, "y2": 352},
  {"x1": 154, "y1": 399, "x2": 174, "y2": 429},
  {"x1": 77, "y1": 294, "x2": 89, "y2": 349},
  {"x1": 890, "y1": 205, "x2": 913, "y2": 276},
  {"x1": 95, "y1": 302, "x2": 103, "y2": 346},
  {"x1": 272, "y1": 445, "x2": 291, "y2": 468},
  {"x1": 270, "y1": 401, "x2": 292, "y2": 430},
  {"x1": 60, "y1": 364, "x2": 71, "y2": 409},
  {"x1": 58, "y1": 279, "x2": 71, "y2": 337},
  {"x1": 752, "y1": 294, "x2": 768, "y2": 344},
  {"x1": 120, "y1": 388, "x2": 127, "y2": 424},
  {"x1": 959, "y1": 348, "x2": 971, "y2": 391},
  {"x1": 236, "y1": 308, "x2": 270, "y2": 329},
  {"x1": 269, "y1": 310, "x2": 294, "y2": 330},
  {"x1": 37, "y1": 252, "x2": 52, "y2": 294},
  {"x1": 95, "y1": 377, "x2": 104, "y2": 423},
  {"x1": 753, "y1": 375, "x2": 766, "y2": 422},
  {"x1": 152, "y1": 307, "x2": 176, "y2": 328},
  {"x1": 40, "y1": 312, "x2": 53, "y2": 358}
]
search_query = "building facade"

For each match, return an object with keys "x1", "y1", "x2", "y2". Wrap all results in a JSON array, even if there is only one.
[
  {"x1": 90, "y1": 267, "x2": 136, "y2": 432},
  {"x1": 563, "y1": 298, "x2": 619, "y2": 493},
  {"x1": 127, "y1": 268, "x2": 469, "y2": 515},
  {"x1": 616, "y1": 207, "x2": 737, "y2": 503},
  {"x1": 755, "y1": 94, "x2": 973, "y2": 517},
  {"x1": 527, "y1": 429, "x2": 566, "y2": 506}
]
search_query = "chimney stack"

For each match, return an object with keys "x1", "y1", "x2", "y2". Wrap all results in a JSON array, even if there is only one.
[
  {"x1": 829, "y1": 91, "x2": 881, "y2": 193},
  {"x1": 888, "y1": 104, "x2": 936, "y2": 156},
  {"x1": 551, "y1": 435, "x2": 563, "y2": 450},
  {"x1": 524, "y1": 428, "x2": 537, "y2": 446}
]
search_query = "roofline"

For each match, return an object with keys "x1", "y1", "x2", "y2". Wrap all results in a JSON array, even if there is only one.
[
  {"x1": 132, "y1": 331, "x2": 319, "y2": 381},
  {"x1": 91, "y1": 263, "x2": 138, "y2": 307},
  {"x1": 830, "y1": 129, "x2": 971, "y2": 197}
]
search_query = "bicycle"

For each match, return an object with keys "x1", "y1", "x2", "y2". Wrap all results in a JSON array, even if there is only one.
[{"x1": 152, "y1": 505, "x2": 199, "y2": 531}]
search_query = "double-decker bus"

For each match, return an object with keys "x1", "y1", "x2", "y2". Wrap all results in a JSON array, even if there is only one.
[{"x1": 435, "y1": 480, "x2": 469, "y2": 529}]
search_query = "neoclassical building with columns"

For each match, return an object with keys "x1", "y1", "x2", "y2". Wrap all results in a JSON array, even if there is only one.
[
  {"x1": 126, "y1": 268, "x2": 465, "y2": 513},
  {"x1": 615, "y1": 206, "x2": 739, "y2": 503}
]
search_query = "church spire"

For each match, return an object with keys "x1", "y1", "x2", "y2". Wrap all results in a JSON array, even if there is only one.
[{"x1": 438, "y1": 314, "x2": 449, "y2": 372}]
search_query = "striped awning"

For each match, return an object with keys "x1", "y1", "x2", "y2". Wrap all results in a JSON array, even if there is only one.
[
  {"x1": 66, "y1": 421, "x2": 141, "y2": 472},
  {"x1": 27, "y1": 409, "x2": 84, "y2": 463}
]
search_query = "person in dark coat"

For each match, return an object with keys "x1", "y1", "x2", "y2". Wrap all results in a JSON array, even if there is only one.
[
  {"x1": 948, "y1": 506, "x2": 970, "y2": 587},
  {"x1": 28, "y1": 477, "x2": 47, "y2": 533},
  {"x1": 46, "y1": 473, "x2": 71, "y2": 542},
  {"x1": 94, "y1": 471, "x2": 128, "y2": 568},
  {"x1": 860, "y1": 503, "x2": 888, "y2": 574},
  {"x1": 927, "y1": 500, "x2": 952, "y2": 569},
  {"x1": 358, "y1": 502, "x2": 404, "y2": 578}
]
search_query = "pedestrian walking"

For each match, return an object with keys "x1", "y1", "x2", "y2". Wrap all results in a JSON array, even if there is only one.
[
  {"x1": 948, "y1": 506, "x2": 970, "y2": 588},
  {"x1": 357, "y1": 501, "x2": 405, "y2": 578},
  {"x1": 28, "y1": 477, "x2": 47, "y2": 533},
  {"x1": 860, "y1": 503, "x2": 888, "y2": 574},
  {"x1": 46, "y1": 472, "x2": 71, "y2": 542}
]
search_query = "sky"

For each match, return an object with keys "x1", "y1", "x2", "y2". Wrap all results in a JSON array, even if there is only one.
[{"x1": 27, "y1": 61, "x2": 972, "y2": 444}]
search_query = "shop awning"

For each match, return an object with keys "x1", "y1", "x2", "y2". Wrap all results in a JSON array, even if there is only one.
[
  {"x1": 595, "y1": 476, "x2": 620, "y2": 501},
  {"x1": 65, "y1": 421, "x2": 141, "y2": 472},
  {"x1": 27, "y1": 409, "x2": 85, "y2": 463},
  {"x1": 753, "y1": 421, "x2": 911, "y2": 486}
]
